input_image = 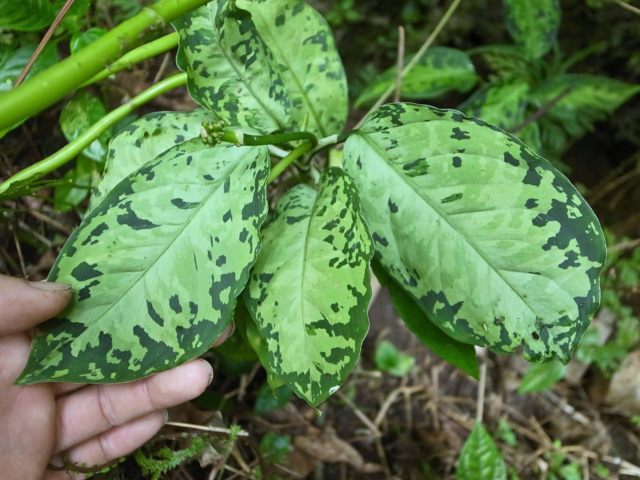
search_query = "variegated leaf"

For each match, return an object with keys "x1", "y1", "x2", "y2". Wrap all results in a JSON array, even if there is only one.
[
  {"x1": 237, "y1": 0, "x2": 348, "y2": 137},
  {"x1": 17, "y1": 140, "x2": 269, "y2": 384},
  {"x1": 459, "y1": 78, "x2": 530, "y2": 130},
  {"x1": 343, "y1": 103, "x2": 605, "y2": 363},
  {"x1": 503, "y1": 0, "x2": 560, "y2": 60},
  {"x1": 89, "y1": 109, "x2": 216, "y2": 211},
  {"x1": 356, "y1": 47, "x2": 478, "y2": 108},
  {"x1": 245, "y1": 167, "x2": 373, "y2": 406},
  {"x1": 174, "y1": 0, "x2": 291, "y2": 133},
  {"x1": 530, "y1": 74, "x2": 640, "y2": 156}
]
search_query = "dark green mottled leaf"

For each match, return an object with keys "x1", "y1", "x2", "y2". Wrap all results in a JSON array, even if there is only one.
[
  {"x1": 0, "y1": 0, "x2": 55, "y2": 31},
  {"x1": 343, "y1": 103, "x2": 606, "y2": 363},
  {"x1": 531, "y1": 74, "x2": 640, "y2": 156},
  {"x1": 53, "y1": 155, "x2": 100, "y2": 212},
  {"x1": 174, "y1": 0, "x2": 291, "y2": 133},
  {"x1": 17, "y1": 140, "x2": 269, "y2": 384},
  {"x1": 459, "y1": 78, "x2": 530, "y2": 130},
  {"x1": 0, "y1": 42, "x2": 59, "y2": 93},
  {"x1": 518, "y1": 359, "x2": 566, "y2": 393},
  {"x1": 457, "y1": 422, "x2": 507, "y2": 480},
  {"x1": 89, "y1": 109, "x2": 215, "y2": 210},
  {"x1": 254, "y1": 382, "x2": 293, "y2": 414},
  {"x1": 238, "y1": 0, "x2": 348, "y2": 137},
  {"x1": 373, "y1": 261, "x2": 479, "y2": 379},
  {"x1": 245, "y1": 167, "x2": 373, "y2": 406},
  {"x1": 356, "y1": 47, "x2": 478, "y2": 108},
  {"x1": 70, "y1": 27, "x2": 108, "y2": 54},
  {"x1": 59, "y1": 90, "x2": 110, "y2": 163},
  {"x1": 503, "y1": 0, "x2": 560, "y2": 60}
]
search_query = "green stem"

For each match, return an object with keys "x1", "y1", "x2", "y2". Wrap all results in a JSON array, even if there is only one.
[
  {"x1": 81, "y1": 32, "x2": 180, "y2": 87},
  {"x1": 0, "y1": 0, "x2": 208, "y2": 131},
  {"x1": 267, "y1": 141, "x2": 313, "y2": 184},
  {"x1": 0, "y1": 73, "x2": 188, "y2": 197},
  {"x1": 206, "y1": 128, "x2": 318, "y2": 148},
  {"x1": 355, "y1": 0, "x2": 462, "y2": 128}
]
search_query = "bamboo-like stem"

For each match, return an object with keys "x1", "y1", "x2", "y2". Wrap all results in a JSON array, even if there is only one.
[
  {"x1": 0, "y1": 0, "x2": 208, "y2": 131},
  {"x1": 80, "y1": 32, "x2": 180, "y2": 87},
  {"x1": 0, "y1": 73, "x2": 188, "y2": 197}
]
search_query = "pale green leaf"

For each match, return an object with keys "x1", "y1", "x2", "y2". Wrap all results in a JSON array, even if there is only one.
[
  {"x1": 459, "y1": 78, "x2": 530, "y2": 130},
  {"x1": 374, "y1": 340, "x2": 414, "y2": 377},
  {"x1": 0, "y1": 0, "x2": 55, "y2": 31},
  {"x1": 17, "y1": 140, "x2": 270, "y2": 384},
  {"x1": 174, "y1": 0, "x2": 291, "y2": 133},
  {"x1": 518, "y1": 360, "x2": 566, "y2": 393},
  {"x1": 343, "y1": 103, "x2": 606, "y2": 363},
  {"x1": 531, "y1": 74, "x2": 640, "y2": 155},
  {"x1": 356, "y1": 47, "x2": 478, "y2": 108},
  {"x1": 372, "y1": 260, "x2": 479, "y2": 378},
  {"x1": 457, "y1": 422, "x2": 507, "y2": 480},
  {"x1": 89, "y1": 109, "x2": 215, "y2": 211},
  {"x1": 237, "y1": 0, "x2": 348, "y2": 137},
  {"x1": 503, "y1": 0, "x2": 561, "y2": 60},
  {"x1": 60, "y1": 90, "x2": 111, "y2": 163},
  {"x1": 245, "y1": 167, "x2": 373, "y2": 406}
]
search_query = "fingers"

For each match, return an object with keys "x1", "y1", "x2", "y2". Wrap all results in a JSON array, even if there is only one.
[
  {"x1": 46, "y1": 411, "x2": 166, "y2": 480},
  {"x1": 54, "y1": 359, "x2": 213, "y2": 453},
  {"x1": 0, "y1": 274, "x2": 72, "y2": 335}
]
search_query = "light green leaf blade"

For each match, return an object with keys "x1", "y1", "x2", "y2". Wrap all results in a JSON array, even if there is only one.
[
  {"x1": 238, "y1": 0, "x2": 348, "y2": 137},
  {"x1": 174, "y1": 0, "x2": 291, "y2": 133},
  {"x1": 518, "y1": 359, "x2": 566, "y2": 393},
  {"x1": 372, "y1": 261, "x2": 479, "y2": 379},
  {"x1": 245, "y1": 167, "x2": 373, "y2": 406},
  {"x1": 59, "y1": 90, "x2": 111, "y2": 163},
  {"x1": 374, "y1": 339, "x2": 414, "y2": 377},
  {"x1": 0, "y1": 0, "x2": 55, "y2": 31},
  {"x1": 503, "y1": 0, "x2": 560, "y2": 60},
  {"x1": 89, "y1": 109, "x2": 215, "y2": 211},
  {"x1": 456, "y1": 422, "x2": 507, "y2": 480},
  {"x1": 17, "y1": 140, "x2": 270, "y2": 384},
  {"x1": 343, "y1": 103, "x2": 606, "y2": 363},
  {"x1": 356, "y1": 47, "x2": 478, "y2": 108},
  {"x1": 531, "y1": 74, "x2": 640, "y2": 155},
  {"x1": 459, "y1": 78, "x2": 530, "y2": 130}
]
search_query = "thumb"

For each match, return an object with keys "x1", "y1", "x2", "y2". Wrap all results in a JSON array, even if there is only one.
[{"x1": 0, "y1": 274, "x2": 72, "y2": 335}]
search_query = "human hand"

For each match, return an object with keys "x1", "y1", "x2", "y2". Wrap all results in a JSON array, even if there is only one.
[{"x1": 0, "y1": 274, "x2": 228, "y2": 480}]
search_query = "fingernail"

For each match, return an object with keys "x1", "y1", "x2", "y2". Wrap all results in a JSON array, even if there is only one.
[
  {"x1": 29, "y1": 281, "x2": 71, "y2": 291},
  {"x1": 162, "y1": 409, "x2": 169, "y2": 424},
  {"x1": 200, "y1": 359, "x2": 214, "y2": 386}
]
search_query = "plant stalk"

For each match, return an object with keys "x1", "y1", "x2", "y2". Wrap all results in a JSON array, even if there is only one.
[
  {"x1": 0, "y1": 73, "x2": 188, "y2": 197},
  {"x1": 80, "y1": 32, "x2": 180, "y2": 87},
  {"x1": 267, "y1": 141, "x2": 313, "y2": 184},
  {"x1": 0, "y1": 0, "x2": 208, "y2": 130}
]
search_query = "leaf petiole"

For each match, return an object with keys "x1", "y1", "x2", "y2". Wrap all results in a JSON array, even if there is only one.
[
  {"x1": 267, "y1": 141, "x2": 313, "y2": 184},
  {"x1": 0, "y1": 73, "x2": 188, "y2": 199}
]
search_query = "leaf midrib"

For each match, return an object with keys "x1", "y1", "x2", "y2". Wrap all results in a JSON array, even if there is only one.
[
  {"x1": 81, "y1": 147, "x2": 264, "y2": 337},
  {"x1": 249, "y1": 6, "x2": 327, "y2": 137},
  {"x1": 211, "y1": 6, "x2": 288, "y2": 132},
  {"x1": 356, "y1": 131, "x2": 538, "y2": 318}
]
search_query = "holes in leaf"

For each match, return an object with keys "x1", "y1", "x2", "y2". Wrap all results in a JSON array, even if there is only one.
[{"x1": 531, "y1": 332, "x2": 540, "y2": 340}]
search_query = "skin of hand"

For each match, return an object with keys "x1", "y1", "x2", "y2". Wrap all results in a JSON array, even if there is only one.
[{"x1": 0, "y1": 274, "x2": 230, "y2": 480}]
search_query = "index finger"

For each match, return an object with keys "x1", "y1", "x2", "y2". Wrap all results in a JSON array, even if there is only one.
[{"x1": 0, "y1": 274, "x2": 72, "y2": 335}]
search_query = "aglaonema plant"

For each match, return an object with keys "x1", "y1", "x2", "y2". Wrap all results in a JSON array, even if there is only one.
[{"x1": 13, "y1": 0, "x2": 607, "y2": 409}]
